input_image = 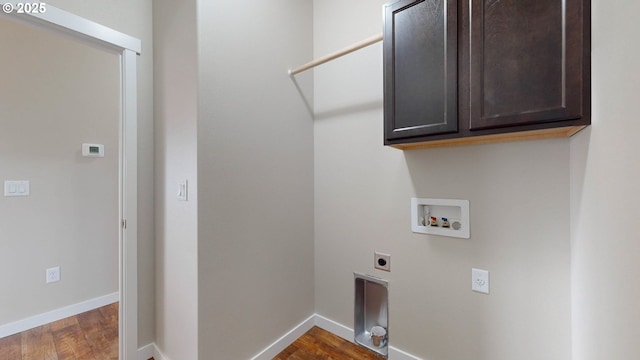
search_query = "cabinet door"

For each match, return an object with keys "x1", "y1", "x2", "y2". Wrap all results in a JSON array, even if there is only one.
[
  {"x1": 465, "y1": 0, "x2": 588, "y2": 130},
  {"x1": 384, "y1": 0, "x2": 458, "y2": 142}
]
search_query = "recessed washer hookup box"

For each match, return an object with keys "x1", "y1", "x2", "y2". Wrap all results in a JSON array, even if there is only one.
[{"x1": 354, "y1": 273, "x2": 389, "y2": 358}]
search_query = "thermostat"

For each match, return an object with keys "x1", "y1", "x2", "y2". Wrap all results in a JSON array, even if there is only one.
[{"x1": 82, "y1": 143, "x2": 105, "y2": 157}]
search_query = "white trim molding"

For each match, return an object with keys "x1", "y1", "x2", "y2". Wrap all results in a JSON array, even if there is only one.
[
  {"x1": 314, "y1": 314, "x2": 424, "y2": 360},
  {"x1": 137, "y1": 343, "x2": 155, "y2": 360},
  {"x1": 0, "y1": 292, "x2": 119, "y2": 338},
  {"x1": 244, "y1": 313, "x2": 423, "y2": 360},
  {"x1": 250, "y1": 314, "x2": 316, "y2": 360},
  {"x1": 315, "y1": 314, "x2": 354, "y2": 342},
  {"x1": 137, "y1": 343, "x2": 169, "y2": 360},
  {"x1": 0, "y1": 1, "x2": 141, "y2": 53}
]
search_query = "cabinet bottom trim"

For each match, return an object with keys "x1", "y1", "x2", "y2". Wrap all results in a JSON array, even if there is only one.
[{"x1": 390, "y1": 125, "x2": 586, "y2": 150}]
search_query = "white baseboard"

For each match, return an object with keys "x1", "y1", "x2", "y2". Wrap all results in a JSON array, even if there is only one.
[
  {"x1": 137, "y1": 343, "x2": 155, "y2": 360},
  {"x1": 314, "y1": 314, "x2": 423, "y2": 360},
  {"x1": 250, "y1": 314, "x2": 316, "y2": 360},
  {"x1": 389, "y1": 346, "x2": 427, "y2": 360},
  {"x1": 148, "y1": 313, "x2": 422, "y2": 360},
  {"x1": 315, "y1": 314, "x2": 354, "y2": 342},
  {"x1": 0, "y1": 292, "x2": 119, "y2": 338},
  {"x1": 247, "y1": 313, "x2": 423, "y2": 360},
  {"x1": 138, "y1": 342, "x2": 168, "y2": 360}
]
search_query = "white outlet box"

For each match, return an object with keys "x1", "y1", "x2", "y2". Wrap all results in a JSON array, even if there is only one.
[
  {"x1": 46, "y1": 267, "x2": 60, "y2": 283},
  {"x1": 374, "y1": 252, "x2": 391, "y2": 272},
  {"x1": 411, "y1": 198, "x2": 470, "y2": 239},
  {"x1": 472, "y1": 268, "x2": 489, "y2": 294}
]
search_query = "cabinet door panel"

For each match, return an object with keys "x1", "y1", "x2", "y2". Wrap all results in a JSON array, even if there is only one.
[
  {"x1": 467, "y1": 0, "x2": 586, "y2": 130},
  {"x1": 384, "y1": 0, "x2": 458, "y2": 141}
]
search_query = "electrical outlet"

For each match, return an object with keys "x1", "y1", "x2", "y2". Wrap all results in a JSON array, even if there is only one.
[
  {"x1": 374, "y1": 252, "x2": 391, "y2": 272},
  {"x1": 46, "y1": 267, "x2": 60, "y2": 283},
  {"x1": 472, "y1": 268, "x2": 489, "y2": 294}
]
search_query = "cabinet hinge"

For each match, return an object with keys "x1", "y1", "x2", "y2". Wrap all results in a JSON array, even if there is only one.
[{"x1": 122, "y1": 219, "x2": 127, "y2": 229}]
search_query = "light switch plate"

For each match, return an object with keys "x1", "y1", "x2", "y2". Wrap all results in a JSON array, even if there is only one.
[
  {"x1": 4, "y1": 180, "x2": 30, "y2": 197},
  {"x1": 177, "y1": 180, "x2": 188, "y2": 201},
  {"x1": 472, "y1": 268, "x2": 489, "y2": 294}
]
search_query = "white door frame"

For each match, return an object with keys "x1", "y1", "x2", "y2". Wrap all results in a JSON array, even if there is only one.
[{"x1": 0, "y1": 3, "x2": 140, "y2": 359}]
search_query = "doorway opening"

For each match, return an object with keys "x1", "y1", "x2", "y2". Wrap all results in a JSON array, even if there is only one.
[{"x1": 0, "y1": 5, "x2": 139, "y2": 359}]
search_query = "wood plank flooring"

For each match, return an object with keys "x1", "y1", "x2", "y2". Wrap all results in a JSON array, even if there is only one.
[
  {"x1": 1, "y1": 310, "x2": 378, "y2": 360},
  {"x1": 146, "y1": 327, "x2": 381, "y2": 360},
  {"x1": 274, "y1": 326, "x2": 385, "y2": 360},
  {"x1": 0, "y1": 303, "x2": 118, "y2": 360}
]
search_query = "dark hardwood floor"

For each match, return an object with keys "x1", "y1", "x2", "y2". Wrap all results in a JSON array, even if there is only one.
[
  {"x1": 0, "y1": 309, "x2": 378, "y2": 360},
  {"x1": 0, "y1": 303, "x2": 118, "y2": 360},
  {"x1": 274, "y1": 326, "x2": 384, "y2": 360}
]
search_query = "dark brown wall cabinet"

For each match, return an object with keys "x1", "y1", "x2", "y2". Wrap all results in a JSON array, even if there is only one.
[{"x1": 384, "y1": 0, "x2": 590, "y2": 149}]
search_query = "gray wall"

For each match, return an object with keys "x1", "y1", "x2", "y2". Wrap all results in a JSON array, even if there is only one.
[
  {"x1": 15, "y1": 1, "x2": 640, "y2": 359},
  {"x1": 196, "y1": 1, "x2": 315, "y2": 359},
  {"x1": 45, "y1": 0, "x2": 156, "y2": 346},
  {"x1": 313, "y1": 1, "x2": 571, "y2": 359},
  {"x1": 153, "y1": 0, "x2": 199, "y2": 358},
  {"x1": 0, "y1": 17, "x2": 118, "y2": 324},
  {"x1": 570, "y1": 0, "x2": 640, "y2": 358}
]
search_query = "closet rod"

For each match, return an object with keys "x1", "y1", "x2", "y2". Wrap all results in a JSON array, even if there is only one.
[{"x1": 288, "y1": 33, "x2": 383, "y2": 76}]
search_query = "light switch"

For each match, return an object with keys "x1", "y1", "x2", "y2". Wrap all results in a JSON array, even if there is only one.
[
  {"x1": 177, "y1": 180, "x2": 188, "y2": 201},
  {"x1": 4, "y1": 181, "x2": 30, "y2": 197}
]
